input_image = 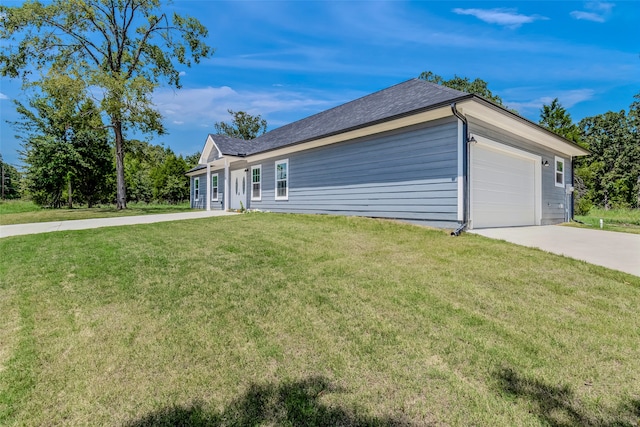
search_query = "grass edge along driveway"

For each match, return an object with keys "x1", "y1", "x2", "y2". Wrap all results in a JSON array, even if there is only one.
[{"x1": 1, "y1": 213, "x2": 638, "y2": 426}]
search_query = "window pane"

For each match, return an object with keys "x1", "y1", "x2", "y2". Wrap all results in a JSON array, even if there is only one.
[
  {"x1": 277, "y1": 180, "x2": 287, "y2": 197},
  {"x1": 253, "y1": 183, "x2": 260, "y2": 198},
  {"x1": 556, "y1": 172, "x2": 563, "y2": 184},
  {"x1": 277, "y1": 163, "x2": 287, "y2": 180},
  {"x1": 556, "y1": 161, "x2": 563, "y2": 172}
]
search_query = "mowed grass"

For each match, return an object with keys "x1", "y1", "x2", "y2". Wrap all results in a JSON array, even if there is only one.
[
  {"x1": 1, "y1": 213, "x2": 639, "y2": 426},
  {"x1": 573, "y1": 208, "x2": 640, "y2": 234},
  {"x1": 0, "y1": 200, "x2": 194, "y2": 225}
]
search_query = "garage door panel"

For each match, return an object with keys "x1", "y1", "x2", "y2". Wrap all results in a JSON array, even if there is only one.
[{"x1": 472, "y1": 143, "x2": 538, "y2": 229}]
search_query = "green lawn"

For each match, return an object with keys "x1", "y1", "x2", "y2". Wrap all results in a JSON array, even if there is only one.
[
  {"x1": 1, "y1": 213, "x2": 638, "y2": 426},
  {"x1": 572, "y1": 208, "x2": 640, "y2": 234},
  {"x1": 0, "y1": 200, "x2": 194, "y2": 225}
]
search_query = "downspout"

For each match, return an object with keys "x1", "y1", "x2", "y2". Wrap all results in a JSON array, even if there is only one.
[{"x1": 451, "y1": 103, "x2": 470, "y2": 236}]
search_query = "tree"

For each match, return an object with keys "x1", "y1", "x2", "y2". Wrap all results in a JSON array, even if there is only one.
[
  {"x1": 419, "y1": 71, "x2": 505, "y2": 106},
  {"x1": 13, "y1": 74, "x2": 113, "y2": 208},
  {"x1": 539, "y1": 98, "x2": 581, "y2": 143},
  {"x1": 538, "y1": 98, "x2": 590, "y2": 213},
  {"x1": 0, "y1": 154, "x2": 21, "y2": 200},
  {"x1": 184, "y1": 151, "x2": 201, "y2": 168},
  {"x1": 0, "y1": 0, "x2": 213, "y2": 209},
  {"x1": 578, "y1": 104, "x2": 640, "y2": 209},
  {"x1": 124, "y1": 140, "x2": 190, "y2": 204},
  {"x1": 214, "y1": 109, "x2": 268, "y2": 140}
]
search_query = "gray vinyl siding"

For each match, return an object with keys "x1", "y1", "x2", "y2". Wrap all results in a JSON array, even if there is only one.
[
  {"x1": 468, "y1": 118, "x2": 573, "y2": 225},
  {"x1": 205, "y1": 147, "x2": 222, "y2": 163},
  {"x1": 190, "y1": 171, "x2": 226, "y2": 210},
  {"x1": 247, "y1": 118, "x2": 459, "y2": 225}
]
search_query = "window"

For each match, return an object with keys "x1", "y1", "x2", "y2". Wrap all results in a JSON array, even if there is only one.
[
  {"x1": 555, "y1": 156, "x2": 565, "y2": 187},
  {"x1": 251, "y1": 165, "x2": 261, "y2": 201},
  {"x1": 275, "y1": 159, "x2": 288, "y2": 200},
  {"x1": 211, "y1": 174, "x2": 218, "y2": 201},
  {"x1": 194, "y1": 177, "x2": 200, "y2": 201}
]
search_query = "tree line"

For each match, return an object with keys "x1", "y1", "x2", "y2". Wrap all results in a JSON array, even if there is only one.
[{"x1": 2, "y1": 73, "x2": 199, "y2": 206}]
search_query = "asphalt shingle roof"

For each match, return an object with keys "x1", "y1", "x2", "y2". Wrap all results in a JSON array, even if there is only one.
[
  {"x1": 248, "y1": 79, "x2": 469, "y2": 154},
  {"x1": 202, "y1": 78, "x2": 471, "y2": 162}
]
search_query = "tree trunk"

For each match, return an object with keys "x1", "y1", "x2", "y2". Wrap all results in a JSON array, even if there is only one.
[
  {"x1": 67, "y1": 178, "x2": 73, "y2": 209},
  {"x1": 114, "y1": 119, "x2": 127, "y2": 209}
]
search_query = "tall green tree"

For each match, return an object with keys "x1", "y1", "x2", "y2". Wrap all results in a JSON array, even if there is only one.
[
  {"x1": 214, "y1": 109, "x2": 268, "y2": 140},
  {"x1": 0, "y1": 0, "x2": 213, "y2": 209},
  {"x1": 539, "y1": 98, "x2": 582, "y2": 143},
  {"x1": 124, "y1": 140, "x2": 190, "y2": 204},
  {"x1": 0, "y1": 154, "x2": 22, "y2": 200},
  {"x1": 184, "y1": 151, "x2": 201, "y2": 169},
  {"x1": 419, "y1": 71, "x2": 505, "y2": 106},
  {"x1": 14, "y1": 74, "x2": 112, "y2": 207},
  {"x1": 578, "y1": 101, "x2": 640, "y2": 209}
]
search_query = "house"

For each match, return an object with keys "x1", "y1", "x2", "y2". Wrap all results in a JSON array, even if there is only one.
[{"x1": 186, "y1": 79, "x2": 589, "y2": 230}]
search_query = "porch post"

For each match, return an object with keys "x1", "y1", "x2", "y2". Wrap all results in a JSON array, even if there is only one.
[
  {"x1": 206, "y1": 163, "x2": 211, "y2": 211},
  {"x1": 224, "y1": 159, "x2": 230, "y2": 211}
]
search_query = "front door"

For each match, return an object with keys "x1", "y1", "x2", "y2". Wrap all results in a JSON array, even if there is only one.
[{"x1": 230, "y1": 169, "x2": 247, "y2": 210}]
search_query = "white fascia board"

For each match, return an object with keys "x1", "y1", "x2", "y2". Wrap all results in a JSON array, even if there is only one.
[
  {"x1": 246, "y1": 106, "x2": 453, "y2": 162},
  {"x1": 458, "y1": 100, "x2": 589, "y2": 157},
  {"x1": 199, "y1": 135, "x2": 225, "y2": 164}
]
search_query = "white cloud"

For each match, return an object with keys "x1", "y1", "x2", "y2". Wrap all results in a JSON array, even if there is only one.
[
  {"x1": 570, "y1": 2, "x2": 614, "y2": 22},
  {"x1": 452, "y1": 8, "x2": 547, "y2": 28},
  {"x1": 179, "y1": 71, "x2": 186, "y2": 77},
  {"x1": 153, "y1": 85, "x2": 345, "y2": 129},
  {"x1": 570, "y1": 11, "x2": 605, "y2": 22},
  {"x1": 0, "y1": 92, "x2": 8, "y2": 100},
  {"x1": 587, "y1": 1, "x2": 615, "y2": 13}
]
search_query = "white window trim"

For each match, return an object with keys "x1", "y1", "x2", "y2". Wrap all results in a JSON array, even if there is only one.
[
  {"x1": 554, "y1": 156, "x2": 565, "y2": 188},
  {"x1": 275, "y1": 159, "x2": 289, "y2": 201},
  {"x1": 251, "y1": 165, "x2": 262, "y2": 201},
  {"x1": 194, "y1": 177, "x2": 200, "y2": 201},
  {"x1": 210, "y1": 173, "x2": 219, "y2": 202}
]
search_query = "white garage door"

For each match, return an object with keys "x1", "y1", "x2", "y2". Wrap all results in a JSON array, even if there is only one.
[{"x1": 472, "y1": 141, "x2": 539, "y2": 229}]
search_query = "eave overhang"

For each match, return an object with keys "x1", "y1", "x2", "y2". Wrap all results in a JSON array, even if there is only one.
[{"x1": 457, "y1": 98, "x2": 590, "y2": 157}]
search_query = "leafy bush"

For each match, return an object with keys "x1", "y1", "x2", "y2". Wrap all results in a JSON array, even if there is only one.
[{"x1": 575, "y1": 196, "x2": 593, "y2": 216}]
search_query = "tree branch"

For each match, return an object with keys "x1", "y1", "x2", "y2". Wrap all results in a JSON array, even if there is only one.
[
  {"x1": 39, "y1": 16, "x2": 104, "y2": 68},
  {"x1": 126, "y1": 13, "x2": 166, "y2": 80}
]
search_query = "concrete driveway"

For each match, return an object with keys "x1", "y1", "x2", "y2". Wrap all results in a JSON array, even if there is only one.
[
  {"x1": 469, "y1": 225, "x2": 640, "y2": 277},
  {"x1": 0, "y1": 210, "x2": 237, "y2": 239}
]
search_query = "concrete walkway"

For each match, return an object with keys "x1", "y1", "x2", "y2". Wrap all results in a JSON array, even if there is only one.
[
  {"x1": 0, "y1": 210, "x2": 237, "y2": 239},
  {"x1": 470, "y1": 225, "x2": 640, "y2": 277}
]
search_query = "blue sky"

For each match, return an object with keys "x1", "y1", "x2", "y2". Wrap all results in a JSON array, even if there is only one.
[{"x1": 1, "y1": 0, "x2": 638, "y2": 165}]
